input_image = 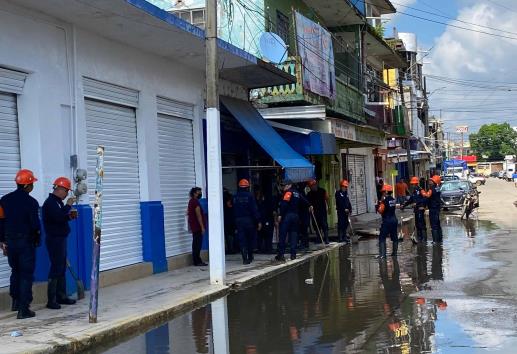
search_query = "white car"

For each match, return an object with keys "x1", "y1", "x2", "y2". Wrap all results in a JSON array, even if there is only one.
[{"x1": 468, "y1": 174, "x2": 486, "y2": 186}]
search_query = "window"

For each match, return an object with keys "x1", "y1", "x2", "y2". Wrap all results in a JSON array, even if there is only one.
[
  {"x1": 276, "y1": 10, "x2": 290, "y2": 46},
  {"x1": 170, "y1": 8, "x2": 206, "y2": 30}
]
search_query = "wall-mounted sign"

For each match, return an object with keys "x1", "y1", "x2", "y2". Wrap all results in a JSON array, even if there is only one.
[
  {"x1": 331, "y1": 119, "x2": 356, "y2": 141},
  {"x1": 456, "y1": 125, "x2": 468, "y2": 133}
]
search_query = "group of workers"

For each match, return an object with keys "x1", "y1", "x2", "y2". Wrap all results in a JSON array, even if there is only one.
[
  {"x1": 376, "y1": 175, "x2": 443, "y2": 259},
  {"x1": 0, "y1": 170, "x2": 78, "y2": 319},
  {"x1": 225, "y1": 178, "x2": 352, "y2": 265}
]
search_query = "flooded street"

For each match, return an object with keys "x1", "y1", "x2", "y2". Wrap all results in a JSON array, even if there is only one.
[{"x1": 93, "y1": 206, "x2": 517, "y2": 354}]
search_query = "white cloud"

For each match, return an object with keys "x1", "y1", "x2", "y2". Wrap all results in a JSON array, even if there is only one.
[{"x1": 426, "y1": 1, "x2": 517, "y2": 133}]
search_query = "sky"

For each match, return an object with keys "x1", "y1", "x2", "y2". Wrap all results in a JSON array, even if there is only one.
[{"x1": 383, "y1": 0, "x2": 517, "y2": 137}]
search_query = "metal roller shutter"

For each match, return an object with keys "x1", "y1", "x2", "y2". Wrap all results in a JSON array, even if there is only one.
[
  {"x1": 0, "y1": 92, "x2": 21, "y2": 287},
  {"x1": 85, "y1": 99, "x2": 143, "y2": 270},
  {"x1": 344, "y1": 154, "x2": 368, "y2": 216},
  {"x1": 158, "y1": 110, "x2": 196, "y2": 257}
]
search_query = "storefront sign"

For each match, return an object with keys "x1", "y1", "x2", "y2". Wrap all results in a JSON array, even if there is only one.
[
  {"x1": 331, "y1": 119, "x2": 356, "y2": 141},
  {"x1": 295, "y1": 12, "x2": 336, "y2": 99},
  {"x1": 356, "y1": 128, "x2": 385, "y2": 146}
]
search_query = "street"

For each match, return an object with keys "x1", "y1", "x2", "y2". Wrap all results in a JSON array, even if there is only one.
[{"x1": 78, "y1": 178, "x2": 517, "y2": 354}]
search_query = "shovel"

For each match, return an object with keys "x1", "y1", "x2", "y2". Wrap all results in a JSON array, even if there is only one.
[{"x1": 67, "y1": 259, "x2": 85, "y2": 300}]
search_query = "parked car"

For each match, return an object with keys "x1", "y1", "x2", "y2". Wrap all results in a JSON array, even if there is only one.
[
  {"x1": 441, "y1": 174, "x2": 460, "y2": 182},
  {"x1": 489, "y1": 172, "x2": 499, "y2": 178},
  {"x1": 441, "y1": 180, "x2": 480, "y2": 211},
  {"x1": 468, "y1": 173, "x2": 486, "y2": 186}
]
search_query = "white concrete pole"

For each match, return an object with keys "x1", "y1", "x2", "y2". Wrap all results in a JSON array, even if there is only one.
[
  {"x1": 211, "y1": 297, "x2": 230, "y2": 353},
  {"x1": 206, "y1": 0, "x2": 226, "y2": 285}
]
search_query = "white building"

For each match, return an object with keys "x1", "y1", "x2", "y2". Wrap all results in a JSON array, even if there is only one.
[{"x1": 0, "y1": 0, "x2": 291, "y2": 304}]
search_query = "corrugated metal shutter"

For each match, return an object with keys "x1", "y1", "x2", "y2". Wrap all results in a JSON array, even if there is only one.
[
  {"x1": 83, "y1": 77, "x2": 139, "y2": 107},
  {"x1": 0, "y1": 92, "x2": 21, "y2": 287},
  {"x1": 85, "y1": 99, "x2": 143, "y2": 270},
  {"x1": 158, "y1": 107, "x2": 196, "y2": 257},
  {"x1": 344, "y1": 154, "x2": 368, "y2": 216},
  {"x1": 0, "y1": 68, "x2": 27, "y2": 94}
]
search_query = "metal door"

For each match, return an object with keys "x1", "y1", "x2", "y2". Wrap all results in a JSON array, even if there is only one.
[
  {"x1": 342, "y1": 154, "x2": 368, "y2": 215},
  {"x1": 0, "y1": 92, "x2": 21, "y2": 287},
  {"x1": 85, "y1": 99, "x2": 143, "y2": 270}
]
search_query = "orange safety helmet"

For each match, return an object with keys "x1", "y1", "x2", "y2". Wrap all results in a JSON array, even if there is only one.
[
  {"x1": 307, "y1": 179, "x2": 317, "y2": 187},
  {"x1": 238, "y1": 179, "x2": 250, "y2": 188},
  {"x1": 15, "y1": 169, "x2": 38, "y2": 185},
  {"x1": 416, "y1": 297, "x2": 426, "y2": 305},
  {"x1": 381, "y1": 184, "x2": 393, "y2": 192},
  {"x1": 53, "y1": 177, "x2": 72, "y2": 191},
  {"x1": 431, "y1": 175, "x2": 442, "y2": 185},
  {"x1": 410, "y1": 177, "x2": 419, "y2": 185},
  {"x1": 340, "y1": 179, "x2": 349, "y2": 188}
]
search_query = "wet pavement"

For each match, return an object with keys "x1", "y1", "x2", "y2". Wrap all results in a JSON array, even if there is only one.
[{"x1": 90, "y1": 215, "x2": 517, "y2": 354}]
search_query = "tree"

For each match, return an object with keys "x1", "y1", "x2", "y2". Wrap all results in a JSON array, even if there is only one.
[{"x1": 470, "y1": 123, "x2": 517, "y2": 161}]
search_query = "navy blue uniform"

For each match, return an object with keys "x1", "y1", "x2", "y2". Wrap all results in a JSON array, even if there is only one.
[
  {"x1": 426, "y1": 186, "x2": 443, "y2": 243},
  {"x1": 256, "y1": 196, "x2": 275, "y2": 254},
  {"x1": 278, "y1": 187, "x2": 309, "y2": 259},
  {"x1": 378, "y1": 195, "x2": 398, "y2": 258},
  {"x1": 233, "y1": 190, "x2": 259, "y2": 263},
  {"x1": 0, "y1": 187, "x2": 40, "y2": 310},
  {"x1": 308, "y1": 187, "x2": 329, "y2": 243},
  {"x1": 298, "y1": 187, "x2": 310, "y2": 249},
  {"x1": 403, "y1": 186, "x2": 428, "y2": 242},
  {"x1": 335, "y1": 190, "x2": 352, "y2": 243}
]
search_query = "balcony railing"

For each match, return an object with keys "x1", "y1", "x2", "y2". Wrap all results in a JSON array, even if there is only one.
[{"x1": 330, "y1": 78, "x2": 365, "y2": 123}]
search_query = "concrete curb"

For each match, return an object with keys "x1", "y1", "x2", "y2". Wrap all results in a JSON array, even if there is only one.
[{"x1": 30, "y1": 244, "x2": 342, "y2": 354}]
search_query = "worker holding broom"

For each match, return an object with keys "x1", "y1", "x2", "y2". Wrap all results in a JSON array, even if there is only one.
[{"x1": 42, "y1": 177, "x2": 79, "y2": 309}]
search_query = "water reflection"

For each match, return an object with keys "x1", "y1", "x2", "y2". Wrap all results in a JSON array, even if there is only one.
[{"x1": 98, "y1": 219, "x2": 509, "y2": 354}]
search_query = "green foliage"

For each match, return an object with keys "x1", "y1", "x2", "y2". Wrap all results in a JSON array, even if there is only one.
[
  {"x1": 469, "y1": 123, "x2": 517, "y2": 161},
  {"x1": 372, "y1": 23, "x2": 385, "y2": 38}
]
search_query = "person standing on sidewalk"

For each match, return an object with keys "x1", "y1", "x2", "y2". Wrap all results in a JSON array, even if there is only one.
[
  {"x1": 402, "y1": 177, "x2": 428, "y2": 244},
  {"x1": 223, "y1": 187, "x2": 237, "y2": 254},
  {"x1": 255, "y1": 187, "x2": 274, "y2": 254},
  {"x1": 187, "y1": 187, "x2": 207, "y2": 266},
  {"x1": 377, "y1": 184, "x2": 399, "y2": 259},
  {"x1": 395, "y1": 179, "x2": 409, "y2": 205},
  {"x1": 335, "y1": 180, "x2": 352, "y2": 244},
  {"x1": 276, "y1": 183, "x2": 311, "y2": 261},
  {"x1": 42, "y1": 177, "x2": 78, "y2": 309},
  {"x1": 0, "y1": 169, "x2": 41, "y2": 319},
  {"x1": 422, "y1": 175, "x2": 443, "y2": 243},
  {"x1": 233, "y1": 179, "x2": 261, "y2": 264},
  {"x1": 307, "y1": 179, "x2": 329, "y2": 244},
  {"x1": 297, "y1": 182, "x2": 311, "y2": 251}
]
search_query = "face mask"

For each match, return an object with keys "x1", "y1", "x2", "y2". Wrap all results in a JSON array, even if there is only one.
[{"x1": 197, "y1": 194, "x2": 202, "y2": 199}]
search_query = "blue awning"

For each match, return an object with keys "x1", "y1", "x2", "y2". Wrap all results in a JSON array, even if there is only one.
[
  {"x1": 220, "y1": 96, "x2": 314, "y2": 182},
  {"x1": 270, "y1": 122, "x2": 337, "y2": 155}
]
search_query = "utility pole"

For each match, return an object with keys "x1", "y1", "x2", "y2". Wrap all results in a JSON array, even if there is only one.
[
  {"x1": 206, "y1": 0, "x2": 225, "y2": 285},
  {"x1": 399, "y1": 74, "x2": 414, "y2": 177}
]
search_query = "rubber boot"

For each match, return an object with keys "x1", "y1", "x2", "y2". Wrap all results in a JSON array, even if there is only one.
[
  {"x1": 46, "y1": 279, "x2": 61, "y2": 310},
  {"x1": 377, "y1": 242, "x2": 387, "y2": 259},
  {"x1": 57, "y1": 276, "x2": 76, "y2": 305},
  {"x1": 17, "y1": 307, "x2": 35, "y2": 319},
  {"x1": 247, "y1": 250, "x2": 254, "y2": 264},
  {"x1": 11, "y1": 298, "x2": 19, "y2": 312},
  {"x1": 241, "y1": 249, "x2": 249, "y2": 265},
  {"x1": 391, "y1": 241, "x2": 399, "y2": 257},
  {"x1": 431, "y1": 229, "x2": 439, "y2": 243}
]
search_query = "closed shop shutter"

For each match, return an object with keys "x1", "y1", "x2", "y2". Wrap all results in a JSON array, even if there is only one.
[
  {"x1": 158, "y1": 107, "x2": 196, "y2": 257},
  {"x1": 343, "y1": 154, "x2": 368, "y2": 216},
  {"x1": 0, "y1": 92, "x2": 21, "y2": 287},
  {"x1": 85, "y1": 99, "x2": 143, "y2": 271}
]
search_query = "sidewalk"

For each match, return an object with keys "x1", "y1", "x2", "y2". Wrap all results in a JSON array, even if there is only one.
[{"x1": 0, "y1": 243, "x2": 341, "y2": 354}]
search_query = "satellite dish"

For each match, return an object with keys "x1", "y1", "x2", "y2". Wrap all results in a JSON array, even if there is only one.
[{"x1": 259, "y1": 32, "x2": 288, "y2": 64}]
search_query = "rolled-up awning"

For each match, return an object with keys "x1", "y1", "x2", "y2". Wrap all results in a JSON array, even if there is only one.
[
  {"x1": 268, "y1": 121, "x2": 337, "y2": 155},
  {"x1": 220, "y1": 96, "x2": 314, "y2": 182}
]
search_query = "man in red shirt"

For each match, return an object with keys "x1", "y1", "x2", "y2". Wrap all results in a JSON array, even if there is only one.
[{"x1": 187, "y1": 187, "x2": 207, "y2": 266}]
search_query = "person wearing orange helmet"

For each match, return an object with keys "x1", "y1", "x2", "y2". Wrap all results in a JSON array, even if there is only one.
[
  {"x1": 335, "y1": 179, "x2": 352, "y2": 243},
  {"x1": 307, "y1": 179, "x2": 330, "y2": 244},
  {"x1": 0, "y1": 169, "x2": 41, "y2": 319},
  {"x1": 402, "y1": 176, "x2": 428, "y2": 244},
  {"x1": 42, "y1": 177, "x2": 78, "y2": 309},
  {"x1": 233, "y1": 179, "x2": 261, "y2": 264},
  {"x1": 377, "y1": 184, "x2": 399, "y2": 259},
  {"x1": 423, "y1": 175, "x2": 443, "y2": 243}
]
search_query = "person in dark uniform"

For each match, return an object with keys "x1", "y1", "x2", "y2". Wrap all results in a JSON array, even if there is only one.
[
  {"x1": 307, "y1": 179, "x2": 329, "y2": 244},
  {"x1": 276, "y1": 183, "x2": 311, "y2": 261},
  {"x1": 223, "y1": 187, "x2": 236, "y2": 254},
  {"x1": 255, "y1": 187, "x2": 274, "y2": 254},
  {"x1": 377, "y1": 184, "x2": 399, "y2": 259},
  {"x1": 402, "y1": 176, "x2": 428, "y2": 244},
  {"x1": 335, "y1": 179, "x2": 352, "y2": 244},
  {"x1": 297, "y1": 183, "x2": 311, "y2": 251},
  {"x1": 42, "y1": 177, "x2": 78, "y2": 309},
  {"x1": 422, "y1": 175, "x2": 443, "y2": 243},
  {"x1": 233, "y1": 179, "x2": 261, "y2": 264},
  {"x1": 0, "y1": 169, "x2": 41, "y2": 319}
]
